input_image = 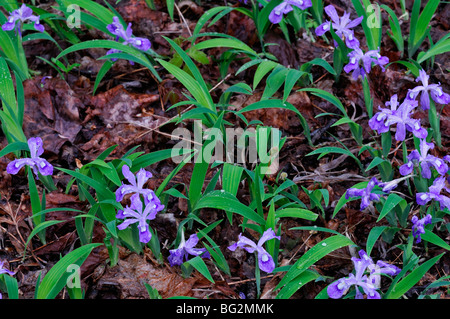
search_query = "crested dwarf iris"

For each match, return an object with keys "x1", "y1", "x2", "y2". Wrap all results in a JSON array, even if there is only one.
[
  {"x1": 399, "y1": 139, "x2": 448, "y2": 179},
  {"x1": 106, "y1": 16, "x2": 151, "y2": 64},
  {"x1": 406, "y1": 69, "x2": 450, "y2": 111},
  {"x1": 1, "y1": 4, "x2": 44, "y2": 37},
  {"x1": 0, "y1": 260, "x2": 15, "y2": 277},
  {"x1": 268, "y1": 0, "x2": 312, "y2": 24},
  {"x1": 369, "y1": 94, "x2": 428, "y2": 142},
  {"x1": 345, "y1": 177, "x2": 387, "y2": 211},
  {"x1": 416, "y1": 176, "x2": 450, "y2": 211},
  {"x1": 327, "y1": 250, "x2": 400, "y2": 299},
  {"x1": 228, "y1": 228, "x2": 280, "y2": 273},
  {"x1": 6, "y1": 137, "x2": 53, "y2": 179},
  {"x1": 411, "y1": 214, "x2": 432, "y2": 244},
  {"x1": 116, "y1": 192, "x2": 163, "y2": 243},
  {"x1": 344, "y1": 47, "x2": 389, "y2": 80},
  {"x1": 115, "y1": 165, "x2": 164, "y2": 243},
  {"x1": 315, "y1": 5, "x2": 363, "y2": 49},
  {"x1": 168, "y1": 231, "x2": 210, "y2": 266},
  {"x1": 116, "y1": 164, "x2": 160, "y2": 204}
]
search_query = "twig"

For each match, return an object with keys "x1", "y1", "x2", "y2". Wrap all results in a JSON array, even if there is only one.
[
  {"x1": 227, "y1": 275, "x2": 274, "y2": 286},
  {"x1": 175, "y1": 2, "x2": 192, "y2": 37}
]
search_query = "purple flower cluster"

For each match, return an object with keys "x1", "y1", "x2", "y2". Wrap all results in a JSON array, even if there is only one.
[
  {"x1": 344, "y1": 47, "x2": 389, "y2": 81},
  {"x1": 106, "y1": 16, "x2": 151, "y2": 64},
  {"x1": 369, "y1": 94, "x2": 427, "y2": 142},
  {"x1": 6, "y1": 137, "x2": 53, "y2": 179},
  {"x1": 115, "y1": 165, "x2": 164, "y2": 243},
  {"x1": 399, "y1": 139, "x2": 449, "y2": 179},
  {"x1": 168, "y1": 231, "x2": 210, "y2": 266},
  {"x1": 116, "y1": 191, "x2": 163, "y2": 243},
  {"x1": 116, "y1": 165, "x2": 157, "y2": 203},
  {"x1": 369, "y1": 70, "x2": 450, "y2": 144},
  {"x1": 411, "y1": 214, "x2": 432, "y2": 244},
  {"x1": 269, "y1": 0, "x2": 312, "y2": 24},
  {"x1": 1, "y1": 4, "x2": 44, "y2": 37},
  {"x1": 327, "y1": 250, "x2": 400, "y2": 299},
  {"x1": 228, "y1": 228, "x2": 280, "y2": 273},
  {"x1": 416, "y1": 176, "x2": 450, "y2": 212},
  {"x1": 313, "y1": 5, "x2": 388, "y2": 80},
  {"x1": 406, "y1": 69, "x2": 450, "y2": 111},
  {"x1": 345, "y1": 177, "x2": 388, "y2": 211},
  {"x1": 315, "y1": 5, "x2": 363, "y2": 49}
]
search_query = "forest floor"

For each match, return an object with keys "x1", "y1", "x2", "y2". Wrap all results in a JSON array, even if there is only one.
[{"x1": 0, "y1": 0, "x2": 449, "y2": 299}]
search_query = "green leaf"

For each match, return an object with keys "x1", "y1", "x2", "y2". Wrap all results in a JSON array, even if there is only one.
[
  {"x1": 55, "y1": 167, "x2": 115, "y2": 201},
  {"x1": 93, "y1": 60, "x2": 113, "y2": 95},
  {"x1": 381, "y1": 5, "x2": 404, "y2": 55},
  {"x1": 377, "y1": 193, "x2": 404, "y2": 222},
  {"x1": 25, "y1": 220, "x2": 65, "y2": 254},
  {"x1": 276, "y1": 235, "x2": 354, "y2": 290},
  {"x1": 306, "y1": 146, "x2": 361, "y2": 168},
  {"x1": 56, "y1": 40, "x2": 161, "y2": 81},
  {"x1": 276, "y1": 269, "x2": 320, "y2": 299},
  {"x1": 385, "y1": 253, "x2": 444, "y2": 299},
  {"x1": 185, "y1": 256, "x2": 214, "y2": 283},
  {"x1": 366, "y1": 226, "x2": 387, "y2": 256},
  {"x1": 299, "y1": 88, "x2": 347, "y2": 116},
  {"x1": 417, "y1": 36, "x2": 450, "y2": 64},
  {"x1": 191, "y1": 6, "x2": 234, "y2": 42},
  {"x1": 60, "y1": 0, "x2": 115, "y2": 27},
  {"x1": 194, "y1": 37, "x2": 258, "y2": 57},
  {"x1": 222, "y1": 163, "x2": 244, "y2": 196},
  {"x1": 262, "y1": 65, "x2": 290, "y2": 100},
  {"x1": 253, "y1": 60, "x2": 278, "y2": 90},
  {"x1": 0, "y1": 57, "x2": 17, "y2": 117},
  {"x1": 36, "y1": 243, "x2": 102, "y2": 299},
  {"x1": 275, "y1": 207, "x2": 318, "y2": 222},
  {"x1": 194, "y1": 190, "x2": 266, "y2": 226},
  {"x1": 421, "y1": 229, "x2": 450, "y2": 250},
  {"x1": 1, "y1": 274, "x2": 19, "y2": 299},
  {"x1": 0, "y1": 141, "x2": 29, "y2": 157}
]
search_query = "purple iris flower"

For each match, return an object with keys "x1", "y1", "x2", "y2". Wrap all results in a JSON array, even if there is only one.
[
  {"x1": 168, "y1": 231, "x2": 210, "y2": 266},
  {"x1": 379, "y1": 175, "x2": 413, "y2": 193},
  {"x1": 344, "y1": 47, "x2": 389, "y2": 80},
  {"x1": 411, "y1": 214, "x2": 432, "y2": 244},
  {"x1": 399, "y1": 139, "x2": 448, "y2": 179},
  {"x1": 0, "y1": 260, "x2": 15, "y2": 299},
  {"x1": 406, "y1": 69, "x2": 450, "y2": 111},
  {"x1": 345, "y1": 177, "x2": 386, "y2": 211},
  {"x1": 416, "y1": 176, "x2": 450, "y2": 211},
  {"x1": 268, "y1": 0, "x2": 312, "y2": 24},
  {"x1": 106, "y1": 17, "x2": 151, "y2": 64},
  {"x1": 327, "y1": 250, "x2": 400, "y2": 299},
  {"x1": 315, "y1": 5, "x2": 363, "y2": 49},
  {"x1": 228, "y1": 228, "x2": 280, "y2": 273},
  {"x1": 116, "y1": 165, "x2": 160, "y2": 204},
  {"x1": 1, "y1": 4, "x2": 44, "y2": 37},
  {"x1": 369, "y1": 94, "x2": 428, "y2": 142},
  {"x1": 116, "y1": 193, "x2": 163, "y2": 243},
  {"x1": 6, "y1": 137, "x2": 53, "y2": 179},
  {"x1": 0, "y1": 260, "x2": 15, "y2": 277}
]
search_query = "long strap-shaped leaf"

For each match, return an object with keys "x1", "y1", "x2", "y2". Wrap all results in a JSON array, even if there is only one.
[
  {"x1": 276, "y1": 234, "x2": 354, "y2": 290},
  {"x1": 193, "y1": 190, "x2": 266, "y2": 226},
  {"x1": 385, "y1": 253, "x2": 444, "y2": 299},
  {"x1": 36, "y1": 243, "x2": 102, "y2": 299},
  {"x1": 55, "y1": 40, "x2": 161, "y2": 81}
]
